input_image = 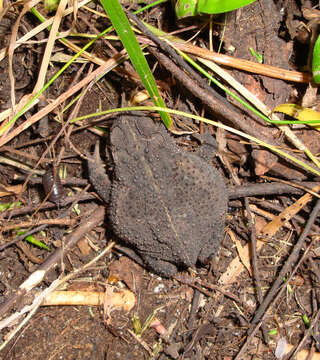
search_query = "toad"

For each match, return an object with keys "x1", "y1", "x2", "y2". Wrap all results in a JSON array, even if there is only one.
[{"x1": 88, "y1": 114, "x2": 227, "y2": 277}]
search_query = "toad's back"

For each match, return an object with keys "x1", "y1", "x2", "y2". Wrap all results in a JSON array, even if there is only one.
[{"x1": 107, "y1": 116, "x2": 227, "y2": 277}]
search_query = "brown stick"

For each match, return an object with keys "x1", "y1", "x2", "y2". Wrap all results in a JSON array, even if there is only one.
[
  {"x1": 173, "y1": 42, "x2": 311, "y2": 83},
  {"x1": 40, "y1": 290, "x2": 135, "y2": 311}
]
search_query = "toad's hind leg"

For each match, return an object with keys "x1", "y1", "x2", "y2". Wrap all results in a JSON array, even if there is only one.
[
  {"x1": 192, "y1": 131, "x2": 218, "y2": 162},
  {"x1": 198, "y1": 228, "x2": 225, "y2": 265},
  {"x1": 142, "y1": 255, "x2": 178, "y2": 278}
]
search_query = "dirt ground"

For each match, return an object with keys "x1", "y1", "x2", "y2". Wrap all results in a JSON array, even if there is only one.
[{"x1": 0, "y1": 0, "x2": 320, "y2": 359}]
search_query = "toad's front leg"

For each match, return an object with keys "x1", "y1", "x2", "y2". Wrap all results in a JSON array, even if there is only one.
[{"x1": 87, "y1": 143, "x2": 112, "y2": 204}]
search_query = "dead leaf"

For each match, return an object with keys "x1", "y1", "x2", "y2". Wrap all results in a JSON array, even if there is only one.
[
  {"x1": 219, "y1": 229, "x2": 265, "y2": 286},
  {"x1": 108, "y1": 256, "x2": 143, "y2": 292},
  {"x1": 262, "y1": 186, "x2": 320, "y2": 238}
]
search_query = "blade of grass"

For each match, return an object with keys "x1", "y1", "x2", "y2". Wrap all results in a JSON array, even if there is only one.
[
  {"x1": 33, "y1": 0, "x2": 68, "y2": 93},
  {"x1": 17, "y1": 231, "x2": 50, "y2": 251},
  {"x1": 99, "y1": 0, "x2": 171, "y2": 128}
]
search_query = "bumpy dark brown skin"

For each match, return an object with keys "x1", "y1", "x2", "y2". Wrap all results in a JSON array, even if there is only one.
[{"x1": 88, "y1": 115, "x2": 227, "y2": 277}]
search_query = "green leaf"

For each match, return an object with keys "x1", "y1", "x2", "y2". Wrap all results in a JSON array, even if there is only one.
[
  {"x1": 0, "y1": 201, "x2": 22, "y2": 211},
  {"x1": 17, "y1": 231, "x2": 50, "y2": 251},
  {"x1": 198, "y1": 0, "x2": 257, "y2": 14},
  {"x1": 268, "y1": 328, "x2": 278, "y2": 336},
  {"x1": 44, "y1": 0, "x2": 60, "y2": 12},
  {"x1": 100, "y1": 0, "x2": 172, "y2": 128},
  {"x1": 312, "y1": 34, "x2": 320, "y2": 84},
  {"x1": 175, "y1": 0, "x2": 197, "y2": 19},
  {"x1": 302, "y1": 314, "x2": 310, "y2": 328},
  {"x1": 249, "y1": 47, "x2": 263, "y2": 63},
  {"x1": 132, "y1": 314, "x2": 142, "y2": 335},
  {"x1": 175, "y1": 0, "x2": 257, "y2": 19}
]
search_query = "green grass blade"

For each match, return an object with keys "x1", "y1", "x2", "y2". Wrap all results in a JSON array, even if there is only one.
[
  {"x1": 312, "y1": 34, "x2": 320, "y2": 84},
  {"x1": 99, "y1": 0, "x2": 171, "y2": 128},
  {"x1": 17, "y1": 231, "x2": 50, "y2": 250}
]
